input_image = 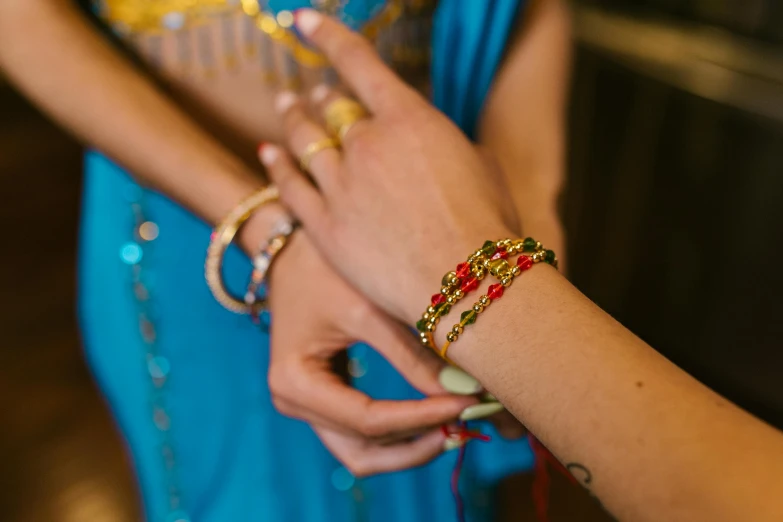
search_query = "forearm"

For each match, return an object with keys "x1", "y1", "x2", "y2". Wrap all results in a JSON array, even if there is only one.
[
  {"x1": 0, "y1": 0, "x2": 270, "y2": 229},
  {"x1": 479, "y1": 0, "x2": 570, "y2": 255},
  {"x1": 431, "y1": 267, "x2": 783, "y2": 521}
]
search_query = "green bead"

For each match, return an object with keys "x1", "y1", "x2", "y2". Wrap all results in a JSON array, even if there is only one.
[
  {"x1": 416, "y1": 319, "x2": 428, "y2": 332},
  {"x1": 544, "y1": 249, "x2": 556, "y2": 264},
  {"x1": 522, "y1": 237, "x2": 537, "y2": 252},
  {"x1": 433, "y1": 303, "x2": 451, "y2": 316},
  {"x1": 460, "y1": 310, "x2": 477, "y2": 325},
  {"x1": 481, "y1": 240, "x2": 497, "y2": 256}
]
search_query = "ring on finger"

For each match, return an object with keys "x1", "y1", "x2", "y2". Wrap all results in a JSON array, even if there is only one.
[
  {"x1": 324, "y1": 98, "x2": 369, "y2": 142},
  {"x1": 299, "y1": 137, "x2": 340, "y2": 172}
]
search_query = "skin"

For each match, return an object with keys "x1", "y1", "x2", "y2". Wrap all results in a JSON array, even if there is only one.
[
  {"x1": 262, "y1": 10, "x2": 783, "y2": 521},
  {"x1": 0, "y1": 1, "x2": 564, "y2": 473}
]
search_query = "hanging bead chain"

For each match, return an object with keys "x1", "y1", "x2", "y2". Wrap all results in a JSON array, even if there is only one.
[{"x1": 124, "y1": 191, "x2": 190, "y2": 522}]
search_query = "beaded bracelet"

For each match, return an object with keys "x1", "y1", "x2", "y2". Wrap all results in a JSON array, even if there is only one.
[
  {"x1": 416, "y1": 238, "x2": 557, "y2": 360},
  {"x1": 205, "y1": 186, "x2": 279, "y2": 315},
  {"x1": 244, "y1": 216, "x2": 299, "y2": 320}
]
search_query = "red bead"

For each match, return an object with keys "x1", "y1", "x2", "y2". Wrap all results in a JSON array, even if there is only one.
[
  {"x1": 490, "y1": 249, "x2": 508, "y2": 261},
  {"x1": 456, "y1": 262, "x2": 471, "y2": 279},
  {"x1": 517, "y1": 255, "x2": 533, "y2": 270},
  {"x1": 487, "y1": 283, "x2": 504, "y2": 300},
  {"x1": 431, "y1": 293, "x2": 446, "y2": 306},
  {"x1": 460, "y1": 276, "x2": 479, "y2": 293}
]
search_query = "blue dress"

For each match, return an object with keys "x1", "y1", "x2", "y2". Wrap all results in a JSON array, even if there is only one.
[{"x1": 79, "y1": 1, "x2": 530, "y2": 521}]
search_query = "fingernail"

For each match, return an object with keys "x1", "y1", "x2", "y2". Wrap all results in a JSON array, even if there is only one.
[
  {"x1": 459, "y1": 402, "x2": 504, "y2": 421},
  {"x1": 311, "y1": 84, "x2": 330, "y2": 104},
  {"x1": 295, "y1": 9, "x2": 323, "y2": 37},
  {"x1": 443, "y1": 437, "x2": 465, "y2": 452},
  {"x1": 260, "y1": 144, "x2": 279, "y2": 166},
  {"x1": 275, "y1": 91, "x2": 297, "y2": 114},
  {"x1": 439, "y1": 366, "x2": 482, "y2": 395}
]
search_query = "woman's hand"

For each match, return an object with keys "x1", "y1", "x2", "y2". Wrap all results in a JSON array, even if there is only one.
[
  {"x1": 267, "y1": 232, "x2": 477, "y2": 476},
  {"x1": 260, "y1": 10, "x2": 514, "y2": 324}
]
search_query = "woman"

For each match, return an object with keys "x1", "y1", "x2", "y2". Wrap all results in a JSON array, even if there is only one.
[
  {"x1": 262, "y1": 11, "x2": 783, "y2": 522},
  {"x1": 0, "y1": 1, "x2": 571, "y2": 521}
]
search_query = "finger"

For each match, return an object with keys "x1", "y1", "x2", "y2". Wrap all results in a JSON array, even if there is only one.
[
  {"x1": 259, "y1": 144, "x2": 327, "y2": 231},
  {"x1": 316, "y1": 426, "x2": 447, "y2": 477},
  {"x1": 310, "y1": 84, "x2": 372, "y2": 146},
  {"x1": 302, "y1": 370, "x2": 475, "y2": 438},
  {"x1": 274, "y1": 91, "x2": 341, "y2": 190},
  {"x1": 357, "y1": 310, "x2": 446, "y2": 396},
  {"x1": 294, "y1": 9, "x2": 416, "y2": 114}
]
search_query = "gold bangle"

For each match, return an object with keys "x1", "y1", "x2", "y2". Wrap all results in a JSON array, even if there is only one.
[{"x1": 205, "y1": 186, "x2": 279, "y2": 314}]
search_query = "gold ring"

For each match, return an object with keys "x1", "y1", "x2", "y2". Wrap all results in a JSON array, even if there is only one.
[
  {"x1": 324, "y1": 98, "x2": 369, "y2": 142},
  {"x1": 299, "y1": 137, "x2": 339, "y2": 172}
]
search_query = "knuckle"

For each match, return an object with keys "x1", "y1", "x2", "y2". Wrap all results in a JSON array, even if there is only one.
[
  {"x1": 357, "y1": 411, "x2": 386, "y2": 439},
  {"x1": 268, "y1": 359, "x2": 300, "y2": 402},
  {"x1": 345, "y1": 301, "x2": 375, "y2": 332},
  {"x1": 332, "y1": 32, "x2": 369, "y2": 66},
  {"x1": 344, "y1": 457, "x2": 373, "y2": 478}
]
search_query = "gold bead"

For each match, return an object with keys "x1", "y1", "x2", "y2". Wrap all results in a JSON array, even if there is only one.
[
  {"x1": 427, "y1": 306, "x2": 436, "y2": 314},
  {"x1": 480, "y1": 295, "x2": 490, "y2": 306},
  {"x1": 501, "y1": 277, "x2": 513, "y2": 287},
  {"x1": 502, "y1": 239, "x2": 513, "y2": 249},
  {"x1": 474, "y1": 249, "x2": 484, "y2": 259},
  {"x1": 454, "y1": 289, "x2": 464, "y2": 299},
  {"x1": 536, "y1": 241, "x2": 542, "y2": 250},
  {"x1": 446, "y1": 332, "x2": 457, "y2": 342},
  {"x1": 441, "y1": 286, "x2": 451, "y2": 296},
  {"x1": 468, "y1": 254, "x2": 478, "y2": 263},
  {"x1": 489, "y1": 259, "x2": 511, "y2": 277},
  {"x1": 452, "y1": 324, "x2": 464, "y2": 335},
  {"x1": 420, "y1": 336, "x2": 430, "y2": 345},
  {"x1": 511, "y1": 266, "x2": 522, "y2": 277},
  {"x1": 495, "y1": 240, "x2": 505, "y2": 249},
  {"x1": 426, "y1": 322, "x2": 436, "y2": 332},
  {"x1": 513, "y1": 240, "x2": 524, "y2": 251},
  {"x1": 482, "y1": 258, "x2": 492, "y2": 269},
  {"x1": 473, "y1": 303, "x2": 484, "y2": 313},
  {"x1": 447, "y1": 296, "x2": 457, "y2": 305},
  {"x1": 442, "y1": 271, "x2": 457, "y2": 286},
  {"x1": 429, "y1": 314, "x2": 440, "y2": 323},
  {"x1": 422, "y1": 312, "x2": 431, "y2": 321}
]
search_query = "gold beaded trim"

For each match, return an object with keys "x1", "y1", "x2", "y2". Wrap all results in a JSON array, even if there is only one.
[{"x1": 242, "y1": 0, "x2": 404, "y2": 68}]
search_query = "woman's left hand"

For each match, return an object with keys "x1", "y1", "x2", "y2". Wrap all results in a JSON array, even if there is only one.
[{"x1": 267, "y1": 232, "x2": 479, "y2": 476}]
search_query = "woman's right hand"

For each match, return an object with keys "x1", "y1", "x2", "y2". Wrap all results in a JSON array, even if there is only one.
[{"x1": 260, "y1": 10, "x2": 514, "y2": 325}]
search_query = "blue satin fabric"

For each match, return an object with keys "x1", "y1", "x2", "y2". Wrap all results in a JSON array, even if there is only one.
[{"x1": 79, "y1": 1, "x2": 529, "y2": 521}]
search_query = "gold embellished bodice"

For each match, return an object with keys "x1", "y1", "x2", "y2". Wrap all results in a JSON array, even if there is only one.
[{"x1": 93, "y1": 0, "x2": 434, "y2": 90}]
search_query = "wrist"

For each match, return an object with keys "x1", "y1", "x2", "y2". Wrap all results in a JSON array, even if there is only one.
[
  {"x1": 236, "y1": 201, "x2": 291, "y2": 256},
  {"x1": 401, "y1": 225, "x2": 516, "y2": 325}
]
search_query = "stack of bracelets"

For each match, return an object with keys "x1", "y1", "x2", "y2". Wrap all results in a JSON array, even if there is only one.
[
  {"x1": 205, "y1": 186, "x2": 298, "y2": 321},
  {"x1": 417, "y1": 237, "x2": 558, "y2": 362}
]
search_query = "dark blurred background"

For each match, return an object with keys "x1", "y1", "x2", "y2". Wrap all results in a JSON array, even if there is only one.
[{"x1": 1, "y1": 0, "x2": 781, "y2": 520}]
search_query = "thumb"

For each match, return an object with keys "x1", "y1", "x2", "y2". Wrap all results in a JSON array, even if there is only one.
[{"x1": 357, "y1": 309, "x2": 448, "y2": 396}]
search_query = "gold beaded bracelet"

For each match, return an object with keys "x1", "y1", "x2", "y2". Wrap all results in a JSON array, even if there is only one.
[
  {"x1": 205, "y1": 186, "x2": 279, "y2": 314},
  {"x1": 416, "y1": 238, "x2": 558, "y2": 361}
]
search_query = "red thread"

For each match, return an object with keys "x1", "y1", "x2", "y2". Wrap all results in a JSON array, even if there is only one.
[
  {"x1": 443, "y1": 422, "x2": 491, "y2": 522},
  {"x1": 528, "y1": 434, "x2": 578, "y2": 522}
]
